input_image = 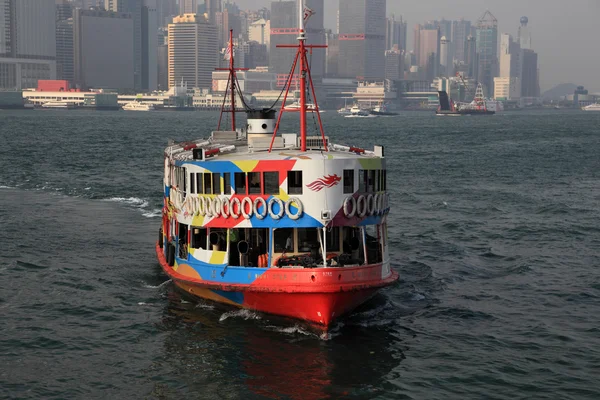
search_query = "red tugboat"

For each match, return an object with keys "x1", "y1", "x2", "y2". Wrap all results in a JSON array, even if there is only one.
[{"x1": 156, "y1": 1, "x2": 398, "y2": 329}]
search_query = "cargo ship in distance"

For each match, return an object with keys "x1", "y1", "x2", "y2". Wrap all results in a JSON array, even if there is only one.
[
  {"x1": 156, "y1": 2, "x2": 398, "y2": 330},
  {"x1": 436, "y1": 83, "x2": 496, "y2": 116}
]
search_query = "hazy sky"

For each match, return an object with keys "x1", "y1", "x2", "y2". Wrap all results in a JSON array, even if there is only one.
[{"x1": 234, "y1": 0, "x2": 599, "y2": 92}]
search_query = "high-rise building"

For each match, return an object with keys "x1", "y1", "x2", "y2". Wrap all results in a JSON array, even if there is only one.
[
  {"x1": 0, "y1": 0, "x2": 56, "y2": 89},
  {"x1": 325, "y1": 31, "x2": 339, "y2": 77},
  {"x1": 179, "y1": 0, "x2": 197, "y2": 15},
  {"x1": 105, "y1": 0, "x2": 142, "y2": 89},
  {"x1": 338, "y1": 0, "x2": 386, "y2": 80},
  {"x1": 157, "y1": 42, "x2": 168, "y2": 89},
  {"x1": 465, "y1": 34, "x2": 478, "y2": 79},
  {"x1": 249, "y1": 18, "x2": 270, "y2": 47},
  {"x1": 415, "y1": 25, "x2": 440, "y2": 80},
  {"x1": 518, "y1": 16, "x2": 531, "y2": 50},
  {"x1": 384, "y1": 46, "x2": 403, "y2": 81},
  {"x1": 475, "y1": 10, "x2": 498, "y2": 97},
  {"x1": 56, "y1": 18, "x2": 74, "y2": 84},
  {"x1": 56, "y1": 0, "x2": 73, "y2": 22},
  {"x1": 520, "y1": 48, "x2": 539, "y2": 97},
  {"x1": 269, "y1": 0, "x2": 325, "y2": 85},
  {"x1": 440, "y1": 36, "x2": 451, "y2": 76},
  {"x1": 215, "y1": 8, "x2": 241, "y2": 48},
  {"x1": 74, "y1": 8, "x2": 134, "y2": 89},
  {"x1": 499, "y1": 33, "x2": 520, "y2": 84},
  {"x1": 205, "y1": 0, "x2": 221, "y2": 24},
  {"x1": 241, "y1": 41, "x2": 268, "y2": 69},
  {"x1": 167, "y1": 13, "x2": 218, "y2": 89},
  {"x1": 451, "y1": 19, "x2": 471, "y2": 64},
  {"x1": 156, "y1": 0, "x2": 177, "y2": 28},
  {"x1": 385, "y1": 14, "x2": 406, "y2": 51}
]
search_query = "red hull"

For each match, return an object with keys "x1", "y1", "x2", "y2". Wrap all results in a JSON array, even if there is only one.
[{"x1": 156, "y1": 244, "x2": 398, "y2": 328}]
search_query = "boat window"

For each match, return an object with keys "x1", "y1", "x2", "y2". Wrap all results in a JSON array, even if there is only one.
[
  {"x1": 287, "y1": 171, "x2": 303, "y2": 195},
  {"x1": 375, "y1": 170, "x2": 381, "y2": 192},
  {"x1": 248, "y1": 172, "x2": 261, "y2": 194},
  {"x1": 223, "y1": 172, "x2": 231, "y2": 194},
  {"x1": 326, "y1": 227, "x2": 340, "y2": 252},
  {"x1": 297, "y1": 228, "x2": 319, "y2": 253},
  {"x1": 191, "y1": 227, "x2": 207, "y2": 250},
  {"x1": 367, "y1": 170, "x2": 375, "y2": 192},
  {"x1": 212, "y1": 173, "x2": 221, "y2": 194},
  {"x1": 234, "y1": 172, "x2": 246, "y2": 195},
  {"x1": 359, "y1": 170, "x2": 366, "y2": 192},
  {"x1": 203, "y1": 173, "x2": 211, "y2": 194},
  {"x1": 274, "y1": 228, "x2": 294, "y2": 253},
  {"x1": 196, "y1": 173, "x2": 202, "y2": 194},
  {"x1": 263, "y1": 172, "x2": 279, "y2": 195},
  {"x1": 343, "y1": 169, "x2": 354, "y2": 194},
  {"x1": 190, "y1": 173, "x2": 196, "y2": 194}
]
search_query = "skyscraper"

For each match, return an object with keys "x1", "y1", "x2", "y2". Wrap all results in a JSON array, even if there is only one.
[
  {"x1": 465, "y1": 34, "x2": 478, "y2": 79},
  {"x1": 520, "y1": 48, "x2": 539, "y2": 97},
  {"x1": 205, "y1": 0, "x2": 221, "y2": 24},
  {"x1": 105, "y1": 0, "x2": 142, "y2": 89},
  {"x1": 0, "y1": 0, "x2": 56, "y2": 89},
  {"x1": 476, "y1": 10, "x2": 498, "y2": 97},
  {"x1": 452, "y1": 19, "x2": 471, "y2": 64},
  {"x1": 74, "y1": 8, "x2": 134, "y2": 89},
  {"x1": 385, "y1": 14, "x2": 406, "y2": 51},
  {"x1": 338, "y1": 0, "x2": 386, "y2": 80},
  {"x1": 179, "y1": 0, "x2": 198, "y2": 15},
  {"x1": 384, "y1": 46, "x2": 403, "y2": 81},
  {"x1": 440, "y1": 36, "x2": 450, "y2": 76},
  {"x1": 167, "y1": 13, "x2": 218, "y2": 89},
  {"x1": 56, "y1": 18, "x2": 74, "y2": 84},
  {"x1": 415, "y1": 25, "x2": 440, "y2": 80},
  {"x1": 518, "y1": 16, "x2": 531, "y2": 50}
]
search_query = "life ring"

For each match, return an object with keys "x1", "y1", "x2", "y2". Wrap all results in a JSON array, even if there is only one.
[
  {"x1": 268, "y1": 197, "x2": 285, "y2": 220},
  {"x1": 197, "y1": 196, "x2": 206, "y2": 216},
  {"x1": 367, "y1": 194, "x2": 375, "y2": 216},
  {"x1": 253, "y1": 197, "x2": 267, "y2": 220},
  {"x1": 356, "y1": 195, "x2": 367, "y2": 217},
  {"x1": 373, "y1": 193, "x2": 380, "y2": 215},
  {"x1": 205, "y1": 197, "x2": 214, "y2": 217},
  {"x1": 285, "y1": 197, "x2": 303, "y2": 220},
  {"x1": 221, "y1": 197, "x2": 230, "y2": 218},
  {"x1": 192, "y1": 196, "x2": 198, "y2": 215},
  {"x1": 343, "y1": 196, "x2": 356, "y2": 218},
  {"x1": 185, "y1": 197, "x2": 194, "y2": 215},
  {"x1": 229, "y1": 197, "x2": 241, "y2": 219},
  {"x1": 212, "y1": 197, "x2": 222, "y2": 217},
  {"x1": 241, "y1": 197, "x2": 253, "y2": 219}
]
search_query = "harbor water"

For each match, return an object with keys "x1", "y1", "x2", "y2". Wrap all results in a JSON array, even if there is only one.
[{"x1": 1, "y1": 109, "x2": 599, "y2": 399}]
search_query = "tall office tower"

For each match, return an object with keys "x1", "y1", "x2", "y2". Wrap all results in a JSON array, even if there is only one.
[
  {"x1": 465, "y1": 34, "x2": 478, "y2": 79},
  {"x1": 499, "y1": 33, "x2": 520, "y2": 78},
  {"x1": 167, "y1": 14, "x2": 218, "y2": 89},
  {"x1": 269, "y1": 0, "x2": 325, "y2": 85},
  {"x1": 451, "y1": 19, "x2": 471, "y2": 64},
  {"x1": 436, "y1": 19, "x2": 452, "y2": 40},
  {"x1": 205, "y1": 0, "x2": 221, "y2": 24},
  {"x1": 179, "y1": 0, "x2": 197, "y2": 15},
  {"x1": 241, "y1": 41, "x2": 268, "y2": 69},
  {"x1": 440, "y1": 36, "x2": 451, "y2": 76},
  {"x1": 215, "y1": 8, "x2": 241, "y2": 47},
  {"x1": 74, "y1": 8, "x2": 134, "y2": 89},
  {"x1": 384, "y1": 46, "x2": 403, "y2": 81},
  {"x1": 414, "y1": 24, "x2": 440, "y2": 80},
  {"x1": 518, "y1": 16, "x2": 531, "y2": 50},
  {"x1": 56, "y1": 0, "x2": 73, "y2": 22},
  {"x1": 157, "y1": 42, "x2": 168, "y2": 89},
  {"x1": 249, "y1": 18, "x2": 270, "y2": 47},
  {"x1": 0, "y1": 0, "x2": 56, "y2": 89},
  {"x1": 475, "y1": 10, "x2": 498, "y2": 97},
  {"x1": 520, "y1": 48, "x2": 538, "y2": 97},
  {"x1": 385, "y1": 14, "x2": 406, "y2": 51},
  {"x1": 142, "y1": 0, "x2": 158, "y2": 90},
  {"x1": 56, "y1": 18, "x2": 74, "y2": 83},
  {"x1": 325, "y1": 31, "x2": 339, "y2": 77},
  {"x1": 338, "y1": 0, "x2": 386, "y2": 80},
  {"x1": 156, "y1": 0, "x2": 177, "y2": 27}
]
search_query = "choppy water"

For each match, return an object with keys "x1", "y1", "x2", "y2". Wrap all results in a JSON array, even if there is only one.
[{"x1": 1, "y1": 109, "x2": 599, "y2": 399}]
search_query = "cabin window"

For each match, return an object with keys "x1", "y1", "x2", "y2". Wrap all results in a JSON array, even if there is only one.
[
  {"x1": 375, "y1": 170, "x2": 381, "y2": 192},
  {"x1": 274, "y1": 228, "x2": 294, "y2": 253},
  {"x1": 359, "y1": 170, "x2": 367, "y2": 192},
  {"x1": 297, "y1": 228, "x2": 319, "y2": 253},
  {"x1": 234, "y1": 172, "x2": 246, "y2": 194},
  {"x1": 343, "y1": 170, "x2": 354, "y2": 194},
  {"x1": 287, "y1": 171, "x2": 303, "y2": 195},
  {"x1": 264, "y1": 172, "x2": 279, "y2": 195},
  {"x1": 223, "y1": 172, "x2": 231, "y2": 194},
  {"x1": 367, "y1": 170, "x2": 375, "y2": 192},
  {"x1": 190, "y1": 173, "x2": 196, "y2": 194},
  {"x1": 191, "y1": 227, "x2": 207, "y2": 249},
  {"x1": 326, "y1": 227, "x2": 340, "y2": 252},
  {"x1": 203, "y1": 173, "x2": 211, "y2": 194},
  {"x1": 196, "y1": 173, "x2": 202, "y2": 194},
  {"x1": 248, "y1": 172, "x2": 261, "y2": 194},
  {"x1": 212, "y1": 173, "x2": 221, "y2": 194}
]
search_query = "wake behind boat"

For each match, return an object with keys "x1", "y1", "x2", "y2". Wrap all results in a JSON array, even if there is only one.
[{"x1": 156, "y1": 5, "x2": 397, "y2": 330}]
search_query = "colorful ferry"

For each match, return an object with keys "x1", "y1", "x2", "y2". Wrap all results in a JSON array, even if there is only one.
[{"x1": 156, "y1": 3, "x2": 398, "y2": 329}]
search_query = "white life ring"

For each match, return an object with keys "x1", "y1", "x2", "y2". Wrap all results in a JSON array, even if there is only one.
[
  {"x1": 241, "y1": 197, "x2": 253, "y2": 219},
  {"x1": 197, "y1": 196, "x2": 206, "y2": 216},
  {"x1": 212, "y1": 197, "x2": 222, "y2": 217},
  {"x1": 367, "y1": 194, "x2": 375, "y2": 216},
  {"x1": 343, "y1": 196, "x2": 356, "y2": 218},
  {"x1": 253, "y1": 197, "x2": 267, "y2": 220},
  {"x1": 356, "y1": 195, "x2": 367, "y2": 218},
  {"x1": 373, "y1": 193, "x2": 380, "y2": 215},
  {"x1": 268, "y1": 197, "x2": 285, "y2": 220},
  {"x1": 285, "y1": 197, "x2": 303, "y2": 220},
  {"x1": 185, "y1": 197, "x2": 194, "y2": 215},
  {"x1": 229, "y1": 197, "x2": 240, "y2": 219},
  {"x1": 205, "y1": 197, "x2": 214, "y2": 217},
  {"x1": 221, "y1": 197, "x2": 230, "y2": 218}
]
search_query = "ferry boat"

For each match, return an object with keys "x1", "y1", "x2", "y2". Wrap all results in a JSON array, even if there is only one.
[
  {"x1": 156, "y1": 8, "x2": 398, "y2": 330},
  {"x1": 345, "y1": 105, "x2": 371, "y2": 117},
  {"x1": 284, "y1": 100, "x2": 324, "y2": 113},
  {"x1": 582, "y1": 103, "x2": 600, "y2": 111},
  {"x1": 123, "y1": 101, "x2": 155, "y2": 111},
  {"x1": 41, "y1": 101, "x2": 78, "y2": 109}
]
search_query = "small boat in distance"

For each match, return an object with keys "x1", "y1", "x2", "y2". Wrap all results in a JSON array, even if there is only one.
[
  {"x1": 122, "y1": 101, "x2": 155, "y2": 111},
  {"x1": 582, "y1": 103, "x2": 600, "y2": 111},
  {"x1": 284, "y1": 100, "x2": 324, "y2": 113},
  {"x1": 344, "y1": 104, "x2": 371, "y2": 117},
  {"x1": 41, "y1": 101, "x2": 78, "y2": 109},
  {"x1": 369, "y1": 103, "x2": 398, "y2": 116}
]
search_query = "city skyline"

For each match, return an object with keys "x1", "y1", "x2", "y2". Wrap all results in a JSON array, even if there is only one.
[{"x1": 233, "y1": 0, "x2": 599, "y2": 92}]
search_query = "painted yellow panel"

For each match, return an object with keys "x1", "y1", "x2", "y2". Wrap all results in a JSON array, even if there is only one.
[{"x1": 234, "y1": 160, "x2": 259, "y2": 172}]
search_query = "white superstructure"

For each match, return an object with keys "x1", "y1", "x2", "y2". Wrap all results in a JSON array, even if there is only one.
[{"x1": 122, "y1": 101, "x2": 155, "y2": 111}]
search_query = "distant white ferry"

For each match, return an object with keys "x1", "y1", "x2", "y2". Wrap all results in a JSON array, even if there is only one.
[
  {"x1": 582, "y1": 103, "x2": 600, "y2": 112},
  {"x1": 123, "y1": 101, "x2": 155, "y2": 111},
  {"x1": 42, "y1": 101, "x2": 78, "y2": 109}
]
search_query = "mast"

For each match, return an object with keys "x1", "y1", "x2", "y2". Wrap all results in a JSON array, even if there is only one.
[
  {"x1": 217, "y1": 29, "x2": 248, "y2": 131},
  {"x1": 268, "y1": 0, "x2": 328, "y2": 152}
]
